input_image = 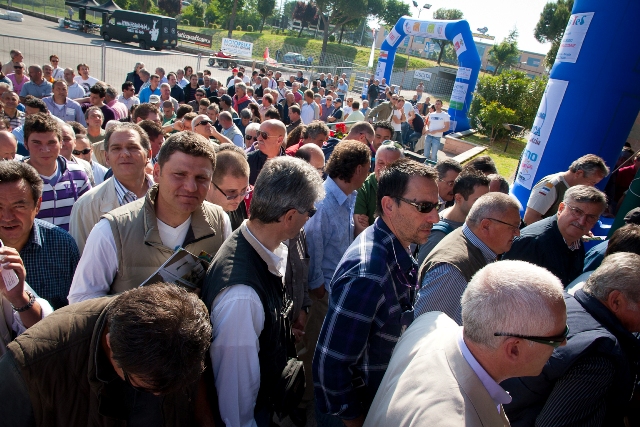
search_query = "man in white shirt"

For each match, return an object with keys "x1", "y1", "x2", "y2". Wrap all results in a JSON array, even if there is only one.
[
  {"x1": 67, "y1": 131, "x2": 231, "y2": 303},
  {"x1": 424, "y1": 99, "x2": 450, "y2": 163},
  {"x1": 300, "y1": 89, "x2": 319, "y2": 125},
  {"x1": 63, "y1": 68, "x2": 86, "y2": 100},
  {"x1": 201, "y1": 156, "x2": 325, "y2": 427},
  {"x1": 49, "y1": 55, "x2": 64, "y2": 80},
  {"x1": 73, "y1": 63, "x2": 99, "y2": 94},
  {"x1": 117, "y1": 81, "x2": 140, "y2": 112}
]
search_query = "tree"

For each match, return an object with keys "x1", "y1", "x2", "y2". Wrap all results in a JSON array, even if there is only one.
[
  {"x1": 432, "y1": 8, "x2": 463, "y2": 65},
  {"x1": 181, "y1": 0, "x2": 205, "y2": 25},
  {"x1": 158, "y1": 0, "x2": 180, "y2": 16},
  {"x1": 478, "y1": 101, "x2": 517, "y2": 142},
  {"x1": 293, "y1": 1, "x2": 319, "y2": 37},
  {"x1": 379, "y1": 0, "x2": 409, "y2": 27},
  {"x1": 204, "y1": 0, "x2": 220, "y2": 25},
  {"x1": 534, "y1": 0, "x2": 573, "y2": 67},
  {"x1": 315, "y1": 0, "x2": 368, "y2": 64},
  {"x1": 487, "y1": 29, "x2": 520, "y2": 75},
  {"x1": 257, "y1": 0, "x2": 276, "y2": 32}
]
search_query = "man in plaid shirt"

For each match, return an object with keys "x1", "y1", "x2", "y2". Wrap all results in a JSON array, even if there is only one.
[{"x1": 313, "y1": 159, "x2": 440, "y2": 426}]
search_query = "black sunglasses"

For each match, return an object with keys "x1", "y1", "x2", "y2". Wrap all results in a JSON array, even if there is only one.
[
  {"x1": 245, "y1": 134, "x2": 257, "y2": 141},
  {"x1": 257, "y1": 130, "x2": 278, "y2": 139},
  {"x1": 494, "y1": 325, "x2": 569, "y2": 348},
  {"x1": 395, "y1": 197, "x2": 441, "y2": 214},
  {"x1": 72, "y1": 148, "x2": 91, "y2": 155},
  {"x1": 196, "y1": 119, "x2": 214, "y2": 126}
]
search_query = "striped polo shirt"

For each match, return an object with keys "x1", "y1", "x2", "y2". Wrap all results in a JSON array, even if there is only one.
[{"x1": 27, "y1": 156, "x2": 91, "y2": 231}]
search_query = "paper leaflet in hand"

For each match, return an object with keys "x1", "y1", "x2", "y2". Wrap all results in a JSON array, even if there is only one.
[
  {"x1": 0, "y1": 239, "x2": 19, "y2": 292},
  {"x1": 139, "y1": 248, "x2": 209, "y2": 290}
]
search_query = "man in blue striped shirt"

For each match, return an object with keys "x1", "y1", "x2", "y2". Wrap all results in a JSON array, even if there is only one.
[
  {"x1": 313, "y1": 159, "x2": 440, "y2": 426},
  {"x1": 414, "y1": 193, "x2": 521, "y2": 325}
]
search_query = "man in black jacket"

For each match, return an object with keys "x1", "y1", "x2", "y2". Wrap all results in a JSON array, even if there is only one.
[
  {"x1": 503, "y1": 252, "x2": 640, "y2": 427},
  {"x1": 503, "y1": 185, "x2": 606, "y2": 286}
]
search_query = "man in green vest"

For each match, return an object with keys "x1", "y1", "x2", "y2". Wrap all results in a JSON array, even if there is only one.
[
  {"x1": 202, "y1": 157, "x2": 325, "y2": 427},
  {"x1": 68, "y1": 131, "x2": 231, "y2": 303},
  {"x1": 524, "y1": 154, "x2": 609, "y2": 226},
  {"x1": 415, "y1": 192, "x2": 522, "y2": 325},
  {"x1": 0, "y1": 283, "x2": 212, "y2": 426}
]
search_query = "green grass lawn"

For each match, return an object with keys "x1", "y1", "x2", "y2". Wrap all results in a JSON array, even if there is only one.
[
  {"x1": 460, "y1": 133, "x2": 526, "y2": 183},
  {"x1": 178, "y1": 26, "x2": 437, "y2": 70}
]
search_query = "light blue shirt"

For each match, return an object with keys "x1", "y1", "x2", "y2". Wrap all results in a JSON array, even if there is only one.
[
  {"x1": 457, "y1": 329, "x2": 512, "y2": 413},
  {"x1": 304, "y1": 177, "x2": 356, "y2": 292},
  {"x1": 138, "y1": 86, "x2": 161, "y2": 103},
  {"x1": 43, "y1": 97, "x2": 87, "y2": 126}
]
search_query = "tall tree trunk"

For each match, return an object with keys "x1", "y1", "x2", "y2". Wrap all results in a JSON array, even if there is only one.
[
  {"x1": 260, "y1": 17, "x2": 265, "y2": 32},
  {"x1": 320, "y1": 17, "x2": 330, "y2": 66},
  {"x1": 338, "y1": 25, "x2": 345, "y2": 44},
  {"x1": 298, "y1": 23, "x2": 305, "y2": 37},
  {"x1": 228, "y1": 0, "x2": 238, "y2": 38}
]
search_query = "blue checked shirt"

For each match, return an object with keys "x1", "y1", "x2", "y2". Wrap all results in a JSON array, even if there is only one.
[
  {"x1": 19, "y1": 219, "x2": 80, "y2": 310},
  {"x1": 313, "y1": 217, "x2": 418, "y2": 419},
  {"x1": 414, "y1": 224, "x2": 496, "y2": 324}
]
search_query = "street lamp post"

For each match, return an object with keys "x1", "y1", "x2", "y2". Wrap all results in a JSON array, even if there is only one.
[{"x1": 402, "y1": 3, "x2": 431, "y2": 93}]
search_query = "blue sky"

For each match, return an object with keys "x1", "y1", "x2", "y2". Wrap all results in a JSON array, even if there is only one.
[{"x1": 397, "y1": 0, "x2": 554, "y2": 55}]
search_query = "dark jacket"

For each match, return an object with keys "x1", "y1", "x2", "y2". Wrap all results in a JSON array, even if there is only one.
[
  {"x1": 503, "y1": 290, "x2": 640, "y2": 427},
  {"x1": 202, "y1": 227, "x2": 295, "y2": 415},
  {"x1": 503, "y1": 215, "x2": 585, "y2": 286},
  {"x1": 0, "y1": 297, "x2": 197, "y2": 427},
  {"x1": 125, "y1": 71, "x2": 144, "y2": 94},
  {"x1": 247, "y1": 148, "x2": 285, "y2": 186},
  {"x1": 285, "y1": 230, "x2": 311, "y2": 322}
]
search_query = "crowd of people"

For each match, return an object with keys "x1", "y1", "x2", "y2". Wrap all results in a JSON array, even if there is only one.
[{"x1": 0, "y1": 47, "x2": 639, "y2": 427}]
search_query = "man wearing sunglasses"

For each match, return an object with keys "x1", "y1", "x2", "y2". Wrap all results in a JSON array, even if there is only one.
[
  {"x1": 365, "y1": 260, "x2": 567, "y2": 427},
  {"x1": 247, "y1": 119, "x2": 287, "y2": 185},
  {"x1": 314, "y1": 159, "x2": 441, "y2": 426},
  {"x1": 504, "y1": 185, "x2": 607, "y2": 286},
  {"x1": 192, "y1": 114, "x2": 233, "y2": 146},
  {"x1": 504, "y1": 252, "x2": 640, "y2": 427},
  {"x1": 415, "y1": 192, "x2": 521, "y2": 325},
  {"x1": 73, "y1": 132, "x2": 107, "y2": 184}
]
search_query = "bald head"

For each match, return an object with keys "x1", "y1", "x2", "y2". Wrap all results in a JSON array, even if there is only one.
[
  {"x1": 295, "y1": 143, "x2": 325, "y2": 176},
  {"x1": 262, "y1": 119, "x2": 286, "y2": 138},
  {"x1": 0, "y1": 131, "x2": 18, "y2": 160}
]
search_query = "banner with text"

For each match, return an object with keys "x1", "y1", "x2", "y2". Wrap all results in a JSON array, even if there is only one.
[
  {"x1": 413, "y1": 70, "x2": 432, "y2": 82},
  {"x1": 177, "y1": 30, "x2": 212, "y2": 47},
  {"x1": 221, "y1": 38, "x2": 253, "y2": 58}
]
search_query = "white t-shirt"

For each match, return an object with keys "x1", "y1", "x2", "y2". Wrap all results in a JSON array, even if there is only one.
[
  {"x1": 392, "y1": 109, "x2": 402, "y2": 132},
  {"x1": 427, "y1": 111, "x2": 450, "y2": 138},
  {"x1": 74, "y1": 76, "x2": 99, "y2": 94},
  {"x1": 527, "y1": 172, "x2": 568, "y2": 216}
]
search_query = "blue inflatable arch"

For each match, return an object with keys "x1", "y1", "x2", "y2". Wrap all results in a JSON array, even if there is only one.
[{"x1": 376, "y1": 16, "x2": 481, "y2": 132}]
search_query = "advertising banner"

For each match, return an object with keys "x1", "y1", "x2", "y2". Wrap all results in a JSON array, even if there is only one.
[
  {"x1": 414, "y1": 70, "x2": 432, "y2": 81},
  {"x1": 515, "y1": 79, "x2": 569, "y2": 189},
  {"x1": 177, "y1": 30, "x2": 212, "y2": 47},
  {"x1": 221, "y1": 38, "x2": 254, "y2": 58},
  {"x1": 557, "y1": 12, "x2": 594, "y2": 63}
]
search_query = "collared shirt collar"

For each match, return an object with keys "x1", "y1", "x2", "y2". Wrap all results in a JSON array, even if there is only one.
[
  {"x1": 462, "y1": 223, "x2": 497, "y2": 262},
  {"x1": 457, "y1": 329, "x2": 512, "y2": 413},
  {"x1": 325, "y1": 176, "x2": 355, "y2": 208},
  {"x1": 564, "y1": 237, "x2": 582, "y2": 251},
  {"x1": 113, "y1": 175, "x2": 154, "y2": 206},
  {"x1": 240, "y1": 220, "x2": 288, "y2": 278},
  {"x1": 25, "y1": 218, "x2": 44, "y2": 248},
  {"x1": 374, "y1": 217, "x2": 417, "y2": 273}
]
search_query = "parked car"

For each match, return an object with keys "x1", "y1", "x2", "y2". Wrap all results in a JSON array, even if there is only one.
[{"x1": 283, "y1": 52, "x2": 310, "y2": 65}]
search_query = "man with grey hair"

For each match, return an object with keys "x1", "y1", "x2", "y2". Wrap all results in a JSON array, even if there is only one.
[
  {"x1": 415, "y1": 192, "x2": 522, "y2": 324},
  {"x1": 504, "y1": 184, "x2": 607, "y2": 286},
  {"x1": 504, "y1": 252, "x2": 640, "y2": 427},
  {"x1": 435, "y1": 158, "x2": 463, "y2": 211},
  {"x1": 104, "y1": 85, "x2": 129, "y2": 120},
  {"x1": 354, "y1": 142, "x2": 405, "y2": 236},
  {"x1": 155, "y1": 66, "x2": 167, "y2": 84},
  {"x1": 233, "y1": 82, "x2": 250, "y2": 112},
  {"x1": 43, "y1": 80, "x2": 86, "y2": 125},
  {"x1": 20, "y1": 65, "x2": 52, "y2": 100},
  {"x1": 69, "y1": 122, "x2": 153, "y2": 254},
  {"x1": 159, "y1": 82, "x2": 179, "y2": 112},
  {"x1": 62, "y1": 67, "x2": 86, "y2": 100},
  {"x1": 365, "y1": 260, "x2": 567, "y2": 427},
  {"x1": 524, "y1": 153, "x2": 609, "y2": 225},
  {"x1": 202, "y1": 156, "x2": 325, "y2": 427}
]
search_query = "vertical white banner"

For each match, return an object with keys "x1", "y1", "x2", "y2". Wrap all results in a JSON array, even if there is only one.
[{"x1": 516, "y1": 79, "x2": 569, "y2": 189}]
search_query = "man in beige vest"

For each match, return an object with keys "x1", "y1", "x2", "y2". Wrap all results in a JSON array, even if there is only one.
[
  {"x1": 415, "y1": 193, "x2": 521, "y2": 324},
  {"x1": 524, "y1": 154, "x2": 609, "y2": 226},
  {"x1": 68, "y1": 131, "x2": 231, "y2": 303},
  {"x1": 69, "y1": 122, "x2": 154, "y2": 254},
  {"x1": 364, "y1": 260, "x2": 567, "y2": 427}
]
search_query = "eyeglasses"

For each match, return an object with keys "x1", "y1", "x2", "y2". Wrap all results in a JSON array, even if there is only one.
[
  {"x1": 72, "y1": 148, "x2": 91, "y2": 155},
  {"x1": 196, "y1": 119, "x2": 214, "y2": 127},
  {"x1": 257, "y1": 130, "x2": 279, "y2": 139},
  {"x1": 245, "y1": 134, "x2": 257, "y2": 141},
  {"x1": 485, "y1": 217, "x2": 521, "y2": 232},
  {"x1": 51, "y1": 59, "x2": 59, "y2": 63},
  {"x1": 14, "y1": 66, "x2": 23, "y2": 69},
  {"x1": 306, "y1": 207, "x2": 317, "y2": 217},
  {"x1": 494, "y1": 325, "x2": 569, "y2": 348},
  {"x1": 438, "y1": 178, "x2": 455, "y2": 187},
  {"x1": 395, "y1": 197, "x2": 441, "y2": 214},
  {"x1": 213, "y1": 182, "x2": 252, "y2": 200},
  {"x1": 565, "y1": 204, "x2": 600, "y2": 223},
  {"x1": 382, "y1": 140, "x2": 404, "y2": 151},
  {"x1": 122, "y1": 370, "x2": 156, "y2": 394}
]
